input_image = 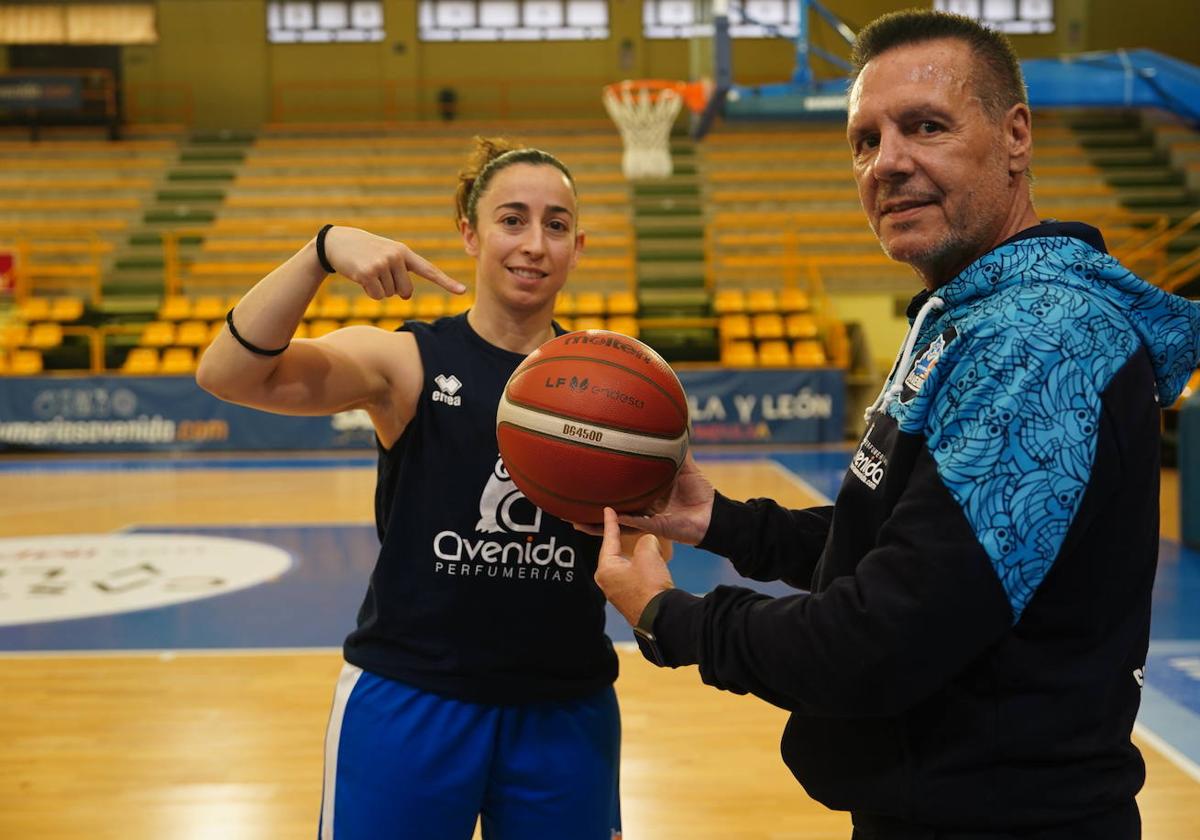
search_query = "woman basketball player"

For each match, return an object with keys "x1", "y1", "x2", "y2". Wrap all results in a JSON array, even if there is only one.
[{"x1": 196, "y1": 139, "x2": 634, "y2": 840}]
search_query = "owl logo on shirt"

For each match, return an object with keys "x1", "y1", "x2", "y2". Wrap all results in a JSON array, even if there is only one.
[{"x1": 475, "y1": 457, "x2": 542, "y2": 534}]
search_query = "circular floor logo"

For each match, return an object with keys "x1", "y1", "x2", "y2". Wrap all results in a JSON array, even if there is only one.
[{"x1": 0, "y1": 534, "x2": 293, "y2": 626}]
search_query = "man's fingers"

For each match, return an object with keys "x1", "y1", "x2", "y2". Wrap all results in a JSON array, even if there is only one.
[
  {"x1": 600, "y1": 507, "x2": 625, "y2": 561},
  {"x1": 634, "y1": 533, "x2": 662, "y2": 559},
  {"x1": 617, "y1": 513, "x2": 662, "y2": 536}
]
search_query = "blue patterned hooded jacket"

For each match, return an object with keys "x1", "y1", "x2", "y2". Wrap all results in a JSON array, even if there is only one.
[{"x1": 643, "y1": 222, "x2": 1200, "y2": 833}]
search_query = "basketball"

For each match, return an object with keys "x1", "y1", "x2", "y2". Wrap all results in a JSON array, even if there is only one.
[{"x1": 496, "y1": 330, "x2": 690, "y2": 524}]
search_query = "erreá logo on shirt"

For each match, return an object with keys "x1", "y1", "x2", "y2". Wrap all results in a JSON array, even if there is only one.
[
  {"x1": 432, "y1": 373, "x2": 462, "y2": 406},
  {"x1": 431, "y1": 457, "x2": 576, "y2": 581}
]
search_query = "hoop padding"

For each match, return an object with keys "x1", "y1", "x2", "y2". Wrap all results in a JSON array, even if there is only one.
[{"x1": 603, "y1": 81, "x2": 685, "y2": 180}]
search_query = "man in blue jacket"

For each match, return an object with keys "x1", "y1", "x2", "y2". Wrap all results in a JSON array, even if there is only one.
[{"x1": 593, "y1": 10, "x2": 1200, "y2": 839}]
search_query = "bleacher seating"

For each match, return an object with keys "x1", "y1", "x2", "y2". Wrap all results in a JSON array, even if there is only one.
[{"x1": 15, "y1": 112, "x2": 1177, "y2": 376}]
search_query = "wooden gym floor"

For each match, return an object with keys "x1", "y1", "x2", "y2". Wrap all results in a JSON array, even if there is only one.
[{"x1": 1, "y1": 452, "x2": 1198, "y2": 839}]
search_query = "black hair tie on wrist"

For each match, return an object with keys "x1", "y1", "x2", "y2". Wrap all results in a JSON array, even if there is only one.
[
  {"x1": 225, "y1": 308, "x2": 289, "y2": 357},
  {"x1": 315, "y1": 223, "x2": 336, "y2": 275}
]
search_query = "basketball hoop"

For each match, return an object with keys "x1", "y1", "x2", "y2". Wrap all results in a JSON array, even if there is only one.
[{"x1": 602, "y1": 79, "x2": 709, "y2": 180}]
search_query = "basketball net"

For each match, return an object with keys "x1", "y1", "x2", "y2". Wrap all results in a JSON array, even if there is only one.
[{"x1": 603, "y1": 80, "x2": 686, "y2": 180}]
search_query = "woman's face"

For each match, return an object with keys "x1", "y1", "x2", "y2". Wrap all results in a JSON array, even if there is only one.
[{"x1": 462, "y1": 162, "x2": 584, "y2": 314}]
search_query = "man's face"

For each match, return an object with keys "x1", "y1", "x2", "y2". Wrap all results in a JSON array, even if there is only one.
[{"x1": 847, "y1": 38, "x2": 1027, "y2": 287}]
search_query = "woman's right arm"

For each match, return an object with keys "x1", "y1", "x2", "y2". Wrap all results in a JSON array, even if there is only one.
[{"x1": 195, "y1": 227, "x2": 465, "y2": 435}]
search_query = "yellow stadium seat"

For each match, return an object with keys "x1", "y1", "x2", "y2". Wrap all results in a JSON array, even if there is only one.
[
  {"x1": 0, "y1": 349, "x2": 7, "y2": 373},
  {"x1": 191, "y1": 296, "x2": 225, "y2": 321},
  {"x1": 159, "y1": 347, "x2": 196, "y2": 374},
  {"x1": 159, "y1": 295, "x2": 192, "y2": 321},
  {"x1": 713, "y1": 289, "x2": 746, "y2": 315},
  {"x1": 758, "y1": 340, "x2": 792, "y2": 367},
  {"x1": 574, "y1": 291, "x2": 605, "y2": 316},
  {"x1": 747, "y1": 289, "x2": 779, "y2": 314},
  {"x1": 292, "y1": 321, "x2": 310, "y2": 339},
  {"x1": 606, "y1": 316, "x2": 639, "y2": 337},
  {"x1": 722, "y1": 341, "x2": 757, "y2": 367},
  {"x1": 719, "y1": 314, "x2": 752, "y2": 341},
  {"x1": 446, "y1": 293, "x2": 475, "y2": 316},
  {"x1": 414, "y1": 294, "x2": 447, "y2": 320},
  {"x1": 554, "y1": 316, "x2": 574, "y2": 331},
  {"x1": 792, "y1": 339, "x2": 828, "y2": 366},
  {"x1": 49, "y1": 297, "x2": 85, "y2": 323},
  {"x1": 303, "y1": 298, "x2": 321, "y2": 320},
  {"x1": 785, "y1": 313, "x2": 819, "y2": 339},
  {"x1": 140, "y1": 321, "x2": 175, "y2": 348},
  {"x1": 352, "y1": 297, "x2": 384, "y2": 319},
  {"x1": 176, "y1": 320, "x2": 210, "y2": 347},
  {"x1": 778, "y1": 288, "x2": 811, "y2": 313},
  {"x1": 376, "y1": 318, "x2": 404, "y2": 333},
  {"x1": 382, "y1": 296, "x2": 415, "y2": 318},
  {"x1": 122, "y1": 347, "x2": 159, "y2": 374},
  {"x1": 342, "y1": 318, "x2": 374, "y2": 328},
  {"x1": 208, "y1": 320, "x2": 225, "y2": 343},
  {"x1": 317, "y1": 294, "x2": 351, "y2": 320},
  {"x1": 10, "y1": 349, "x2": 43, "y2": 375},
  {"x1": 2, "y1": 324, "x2": 28, "y2": 348},
  {"x1": 554, "y1": 291, "x2": 577, "y2": 316},
  {"x1": 573, "y1": 316, "x2": 606, "y2": 331},
  {"x1": 606, "y1": 291, "x2": 638, "y2": 316},
  {"x1": 752, "y1": 313, "x2": 785, "y2": 340},
  {"x1": 27, "y1": 322, "x2": 63, "y2": 350},
  {"x1": 17, "y1": 297, "x2": 51, "y2": 322},
  {"x1": 308, "y1": 319, "x2": 340, "y2": 338}
]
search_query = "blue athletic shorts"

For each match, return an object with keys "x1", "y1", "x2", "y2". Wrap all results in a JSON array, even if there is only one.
[{"x1": 319, "y1": 662, "x2": 622, "y2": 840}]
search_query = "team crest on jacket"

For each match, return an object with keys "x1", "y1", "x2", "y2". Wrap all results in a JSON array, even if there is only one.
[{"x1": 901, "y1": 326, "x2": 958, "y2": 402}]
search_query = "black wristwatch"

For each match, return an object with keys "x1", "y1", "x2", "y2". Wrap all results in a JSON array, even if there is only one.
[{"x1": 633, "y1": 590, "x2": 670, "y2": 666}]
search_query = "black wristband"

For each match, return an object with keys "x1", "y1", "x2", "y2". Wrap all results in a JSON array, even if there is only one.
[
  {"x1": 315, "y1": 224, "x2": 336, "y2": 275},
  {"x1": 225, "y1": 308, "x2": 289, "y2": 357}
]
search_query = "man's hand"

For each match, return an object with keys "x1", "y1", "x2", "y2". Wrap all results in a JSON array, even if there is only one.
[
  {"x1": 577, "y1": 452, "x2": 715, "y2": 546},
  {"x1": 595, "y1": 507, "x2": 674, "y2": 626}
]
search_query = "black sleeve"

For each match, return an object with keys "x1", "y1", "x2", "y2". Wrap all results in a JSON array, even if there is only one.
[
  {"x1": 652, "y1": 448, "x2": 1013, "y2": 717},
  {"x1": 697, "y1": 491, "x2": 834, "y2": 590}
]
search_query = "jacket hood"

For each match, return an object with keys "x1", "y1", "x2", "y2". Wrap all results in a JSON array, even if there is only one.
[{"x1": 932, "y1": 223, "x2": 1200, "y2": 406}]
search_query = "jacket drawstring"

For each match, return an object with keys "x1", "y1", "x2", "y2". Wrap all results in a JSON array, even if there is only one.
[{"x1": 863, "y1": 296, "x2": 946, "y2": 422}]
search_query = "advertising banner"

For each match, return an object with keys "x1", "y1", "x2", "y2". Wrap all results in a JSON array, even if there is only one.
[
  {"x1": 0, "y1": 370, "x2": 844, "y2": 453},
  {"x1": 682, "y1": 368, "x2": 844, "y2": 445},
  {"x1": 0, "y1": 76, "x2": 84, "y2": 111}
]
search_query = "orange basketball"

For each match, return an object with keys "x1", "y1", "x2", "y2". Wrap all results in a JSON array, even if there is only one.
[{"x1": 497, "y1": 330, "x2": 690, "y2": 524}]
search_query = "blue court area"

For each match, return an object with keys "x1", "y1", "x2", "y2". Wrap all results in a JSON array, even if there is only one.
[{"x1": 2, "y1": 449, "x2": 1199, "y2": 772}]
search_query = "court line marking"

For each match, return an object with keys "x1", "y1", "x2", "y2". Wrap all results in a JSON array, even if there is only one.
[
  {"x1": 0, "y1": 642, "x2": 646, "y2": 659},
  {"x1": 0, "y1": 646, "x2": 343, "y2": 659},
  {"x1": 767, "y1": 459, "x2": 834, "y2": 504},
  {"x1": 1135, "y1": 723, "x2": 1200, "y2": 785},
  {"x1": 0, "y1": 455, "x2": 375, "y2": 473}
]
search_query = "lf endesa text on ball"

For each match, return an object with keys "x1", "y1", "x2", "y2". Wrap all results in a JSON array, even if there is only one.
[{"x1": 542, "y1": 375, "x2": 646, "y2": 411}]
